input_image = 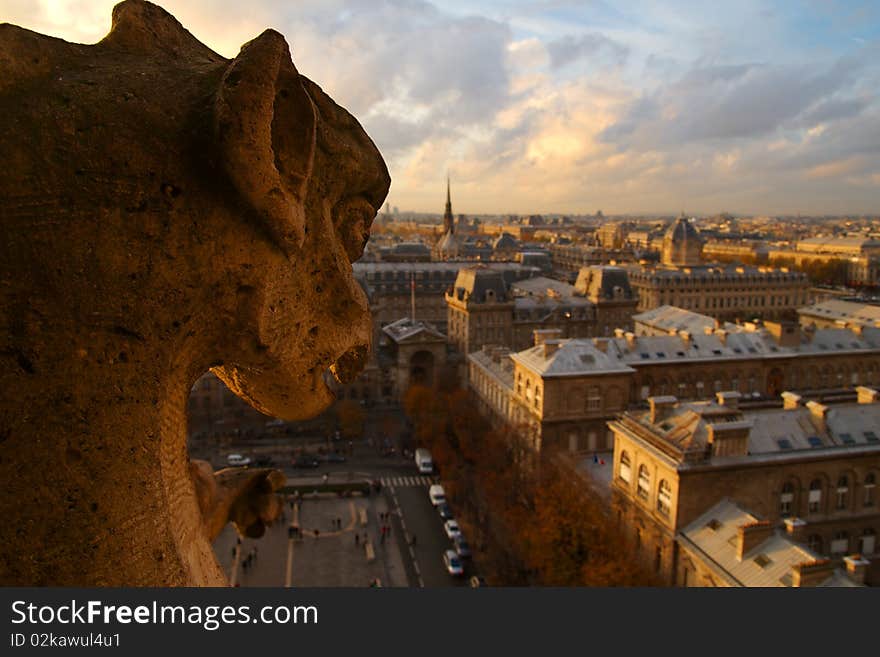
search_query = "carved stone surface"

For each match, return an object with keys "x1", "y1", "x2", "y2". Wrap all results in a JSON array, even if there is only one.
[{"x1": 0, "y1": 0, "x2": 389, "y2": 585}]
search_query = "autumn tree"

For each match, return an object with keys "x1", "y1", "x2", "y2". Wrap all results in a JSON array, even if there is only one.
[{"x1": 333, "y1": 399, "x2": 365, "y2": 439}]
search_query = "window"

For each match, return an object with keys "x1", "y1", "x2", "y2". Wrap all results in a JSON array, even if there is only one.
[
  {"x1": 865, "y1": 473, "x2": 876, "y2": 507},
  {"x1": 657, "y1": 479, "x2": 672, "y2": 517},
  {"x1": 861, "y1": 528, "x2": 876, "y2": 555},
  {"x1": 586, "y1": 387, "x2": 601, "y2": 411},
  {"x1": 807, "y1": 534, "x2": 823, "y2": 554},
  {"x1": 618, "y1": 451, "x2": 632, "y2": 483},
  {"x1": 830, "y1": 531, "x2": 849, "y2": 555},
  {"x1": 780, "y1": 482, "x2": 795, "y2": 516},
  {"x1": 808, "y1": 479, "x2": 823, "y2": 514},
  {"x1": 836, "y1": 475, "x2": 849, "y2": 510},
  {"x1": 637, "y1": 465, "x2": 651, "y2": 501}
]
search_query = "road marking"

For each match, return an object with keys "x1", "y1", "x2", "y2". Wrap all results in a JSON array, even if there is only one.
[{"x1": 379, "y1": 475, "x2": 437, "y2": 487}]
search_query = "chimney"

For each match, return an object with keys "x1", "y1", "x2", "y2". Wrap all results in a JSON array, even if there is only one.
[
  {"x1": 843, "y1": 555, "x2": 869, "y2": 585},
  {"x1": 764, "y1": 320, "x2": 801, "y2": 347},
  {"x1": 856, "y1": 386, "x2": 879, "y2": 405},
  {"x1": 614, "y1": 328, "x2": 626, "y2": 338},
  {"x1": 781, "y1": 391, "x2": 802, "y2": 410},
  {"x1": 716, "y1": 391, "x2": 741, "y2": 410},
  {"x1": 625, "y1": 331, "x2": 636, "y2": 349},
  {"x1": 679, "y1": 330, "x2": 691, "y2": 344},
  {"x1": 707, "y1": 420, "x2": 751, "y2": 457},
  {"x1": 593, "y1": 338, "x2": 608, "y2": 353},
  {"x1": 648, "y1": 395, "x2": 677, "y2": 424},
  {"x1": 805, "y1": 401, "x2": 828, "y2": 431},
  {"x1": 791, "y1": 560, "x2": 834, "y2": 587},
  {"x1": 543, "y1": 341, "x2": 560, "y2": 358},
  {"x1": 784, "y1": 517, "x2": 807, "y2": 543},
  {"x1": 736, "y1": 521, "x2": 774, "y2": 560},
  {"x1": 715, "y1": 329, "x2": 728, "y2": 345},
  {"x1": 534, "y1": 328, "x2": 562, "y2": 346}
]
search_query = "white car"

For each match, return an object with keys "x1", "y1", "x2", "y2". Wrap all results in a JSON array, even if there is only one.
[
  {"x1": 226, "y1": 453, "x2": 251, "y2": 467},
  {"x1": 429, "y1": 484, "x2": 446, "y2": 507},
  {"x1": 443, "y1": 550, "x2": 464, "y2": 576},
  {"x1": 443, "y1": 519, "x2": 461, "y2": 540}
]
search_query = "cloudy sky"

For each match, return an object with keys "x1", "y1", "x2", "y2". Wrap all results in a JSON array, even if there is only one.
[{"x1": 6, "y1": 0, "x2": 880, "y2": 215}]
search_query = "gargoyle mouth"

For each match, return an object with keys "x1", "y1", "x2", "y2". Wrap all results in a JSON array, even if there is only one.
[{"x1": 329, "y1": 344, "x2": 369, "y2": 385}]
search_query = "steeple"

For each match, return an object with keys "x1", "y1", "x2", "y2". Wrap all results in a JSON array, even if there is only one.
[{"x1": 443, "y1": 175, "x2": 454, "y2": 234}]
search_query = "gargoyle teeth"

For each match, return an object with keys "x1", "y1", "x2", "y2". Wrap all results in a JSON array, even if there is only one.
[{"x1": 330, "y1": 344, "x2": 369, "y2": 384}]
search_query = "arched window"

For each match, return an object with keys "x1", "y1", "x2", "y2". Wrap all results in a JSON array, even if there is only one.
[
  {"x1": 808, "y1": 479, "x2": 823, "y2": 514},
  {"x1": 780, "y1": 482, "x2": 795, "y2": 516},
  {"x1": 807, "y1": 534, "x2": 823, "y2": 554},
  {"x1": 836, "y1": 475, "x2": 849, "y2": 511},
  {"x1": 865, "y1": 473, "x2": 876, "y2": 507},
  {"x1": 586, "y1": 386, "x2": 601, "y2": 411},
  {"x1": 861, "y1": 528, "x2": 876, "y2": 555},
  {"x1": 637, "y1": 465, "x2": 651, "y2": 501},
  {"x1": 657, "y1": 480, "x2": 672, "y2": 517},
  {"x1": 831, "y1": 531, "x2": 849, "y2": 555},
  {"x1": 618, "y1": 451, "x2": 632, "y2": 483}
]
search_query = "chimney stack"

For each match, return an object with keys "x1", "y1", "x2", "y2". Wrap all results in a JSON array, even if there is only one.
[
  {"x1": 648, "y1": 396, "x2": 677, "y2": 424},
  {"x1": 716, "y1": 391, "x2": 741, "y2": 410},
  {"x1": 534, "y1": 328, "x2": 562, "y2": 346},
  {"x1": 784, "y1": 517, "x2": 807, "y2": 543},
  {"x1": 593, "y1": 338, "x2": 609, "y2": 353},
  {"x1": 781, "y1": 391, "x2": 802, "y2": 410},
  {"x1": 791, "y1": 560, "x2": 834, "y2": 587},
  {"x1": 805, "y1": 401, "x2": 828, "y2": 431},
  {"x1": 736, "y1": 521, "x2": 774, "y2": 560},
  {"x1": 625, "y1": 331, "x2": 636, "y2": 349},
  {"x1": 843, "y1": 555, "x2": 869, "y2": 585},
  {"x1": 543, "y1": 341, "x2": 560, "y2": 358},
  {"x1": 856, "y1": 386, "x2": 879, "y2": 405}
]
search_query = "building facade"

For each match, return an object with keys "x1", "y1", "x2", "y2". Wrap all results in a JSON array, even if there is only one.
[
  {"x1": 446, "y1": 265, "x2": 638, "y2": 355},
  {"x1": 608, "y1": 389, "x2": 880, "y2": 586}
]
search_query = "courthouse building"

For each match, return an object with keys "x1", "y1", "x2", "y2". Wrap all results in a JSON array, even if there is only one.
[{"x1": 626, "y1": 214, "x2": 810, "y2": 321}]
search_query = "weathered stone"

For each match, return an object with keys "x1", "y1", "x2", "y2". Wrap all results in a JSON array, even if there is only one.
[{"x1": 0, "y1": 0, "x2": 389, "y2": 585}]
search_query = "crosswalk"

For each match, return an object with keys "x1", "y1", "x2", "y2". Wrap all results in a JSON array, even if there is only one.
[{"x1": 379, "y1": 475, "x2": 437, "y2": 488}]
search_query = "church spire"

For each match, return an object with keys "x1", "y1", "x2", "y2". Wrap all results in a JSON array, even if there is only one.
[{"x1": 443, "y1": 174, "x2": 454, "y2": 234}]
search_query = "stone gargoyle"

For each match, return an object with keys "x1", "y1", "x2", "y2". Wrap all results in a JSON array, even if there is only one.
[{"x1": 0, "y1": 0, "x2": 389, "y2": 585}]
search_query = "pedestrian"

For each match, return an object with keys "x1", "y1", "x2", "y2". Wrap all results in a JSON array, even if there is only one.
[
  {"x1": 231, "y1": 546, "x2": 236, "y2": 558},
  {"x1": 380, "y1": 531, "x2": 385, "y2": 545},
  {"x1": 288, "y1": 526, "x2": 294, "y2": 539},
  {"x1": 355, "y1": 533, "x2": 360, "y2": 547},
  {"x1": 410, "y1": 534, "x2": 417, "y2": 547},
  {"x1": 315, "y1": 529, "x2": 320, "y2": 539},
  {"x1": 337, "y1": 516, "x2": 342, "y2": 529}
]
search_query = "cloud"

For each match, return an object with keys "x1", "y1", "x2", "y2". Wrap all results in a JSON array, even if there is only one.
[
  {"x1": 3, "y1": 0, "x2": 879, "y2": 214},
  {"x1": 546, "y1": 33, "x2": 629, "y2": 69}
]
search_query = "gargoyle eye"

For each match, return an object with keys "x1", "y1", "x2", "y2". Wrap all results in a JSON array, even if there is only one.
[{"x1": 335, "y1": 197, "x2": 376, "y2": 263}]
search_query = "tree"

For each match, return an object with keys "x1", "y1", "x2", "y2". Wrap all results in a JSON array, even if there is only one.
[{"x1": 334, "y1": 399, "x2": 365, "y2": 439}]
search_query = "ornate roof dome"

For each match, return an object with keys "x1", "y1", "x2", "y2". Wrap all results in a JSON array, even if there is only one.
[{"x1": 662, "y1": 213, "x2": 703, "y2": 266}]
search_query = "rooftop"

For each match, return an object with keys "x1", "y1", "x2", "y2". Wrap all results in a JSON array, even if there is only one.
[
  {"x1": 798, "y1": 299, "x2": 880, "y2": 328},
  {"x1": 678, "y1": 499, "x2": 858, "y2": 587},
  {"x1": 510, "y1": 339, "x2": 635, "y2": 377}
]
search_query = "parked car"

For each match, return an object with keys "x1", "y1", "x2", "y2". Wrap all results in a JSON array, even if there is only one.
[
  {"x1": 469, "y1": 575, "x2": 488, "y2": 588},
  {"x1": 291, "y1": 456, "x2": 320, "y2": 469},
  {"x1": 443, "y1": 519, "x2": 461, "y2": 540},
  {"x1": 453, "y1": 536, "x2": 472, "y2": 559},
  {"x1": 437, "y1": 503, "x2": 453, "y2": 520},
  {"x1": 442, "y1": 550, "x2": 464, "y2": 576},
  {"x1": 226, "y1": 454, "x2": 251, "y2": 467},
  {"x1": 322, "y1": 453, "x2": 346, "y2": 463},
  {"x1": 253, "y1": 456, "x2": 274, "y2": 467},
  {"x1": 429, "y1": 484, "x2": 446, "y2": 507}
]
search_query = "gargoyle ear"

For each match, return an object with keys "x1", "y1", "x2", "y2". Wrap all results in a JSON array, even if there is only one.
[{"x1": 214, "y1": 29, "x2": 316, "y2": 254}]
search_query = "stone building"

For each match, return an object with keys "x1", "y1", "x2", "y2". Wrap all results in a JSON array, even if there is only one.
[
  {"x1": 767, "y1": 236, "x2": 880, "y2": 287},
  {"x1": 354, "y1": 261, "x2": 537, "y2": 335},
  {"x1": 607, "y1": 389, "x2": 880, "y2": 586},
  {"x1": 627, "y1": 264, "x2": 810, "y2": 322},
  {"x1": 798, "y1": 299, "x2": 880, "y2": 330},
  {"x1": 676, "y1": 499, "x2": 866, "y2": 587},
  {"x1": 467, "y1": 322, "x2": 880, "y2": 454},
  {"x1": 446, "y1": 265, "x2": 638, "y2": 356}
]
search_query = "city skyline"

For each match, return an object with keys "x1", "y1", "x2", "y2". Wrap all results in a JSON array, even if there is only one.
[{"x1": 8, "y1": 0, "x2": 880, "y2": 215}]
